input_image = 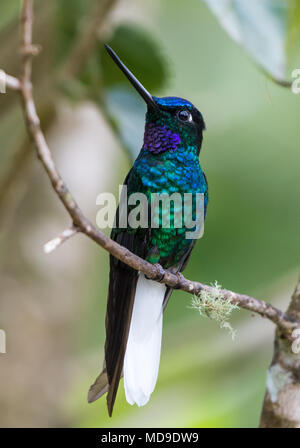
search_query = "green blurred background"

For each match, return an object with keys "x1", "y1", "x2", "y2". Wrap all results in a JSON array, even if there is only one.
[{"x1": 0, "y1": 0, "x2": 299, "y2": 427}]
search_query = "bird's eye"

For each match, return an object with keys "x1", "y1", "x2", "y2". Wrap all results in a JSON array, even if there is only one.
[{"x1": 177, "y1": 109, "x2": 192, "y2": 123}]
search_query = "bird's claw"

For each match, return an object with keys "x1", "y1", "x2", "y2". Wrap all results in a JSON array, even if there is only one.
[{"x1": 153, "y1": 263, "x2": 165, "y2": 282}]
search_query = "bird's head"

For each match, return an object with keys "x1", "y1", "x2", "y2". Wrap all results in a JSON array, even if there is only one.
[{"x1": 105, "y1": 45, "x2": 205, "y2": 155}]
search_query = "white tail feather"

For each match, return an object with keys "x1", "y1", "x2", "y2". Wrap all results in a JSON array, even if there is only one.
[{"x1": 124, "y1": 273, "x2": 166, "y2": 406}]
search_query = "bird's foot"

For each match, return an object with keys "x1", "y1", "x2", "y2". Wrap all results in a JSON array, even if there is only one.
[{"x1": 151, "y1": 263, "x2": 165, "y2": 282}]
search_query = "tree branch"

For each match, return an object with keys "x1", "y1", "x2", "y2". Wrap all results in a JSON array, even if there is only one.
[
  {"x1": 1, "y1": 0, "x2": 297, "y2": 341},
  {"x1": 259, "y1": 280, "x2": 300, "y2": 428}
]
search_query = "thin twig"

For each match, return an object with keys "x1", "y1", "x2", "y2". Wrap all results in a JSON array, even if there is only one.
[
  {"x1": 0, "y1": 72, "x2": 21, "y2": 91},
  {"x1": 4, "y1": 0, "x2": 298, "y2": 339},
  {"x1": 43, "y1": 225, "x2": 80, "y2": 254}
]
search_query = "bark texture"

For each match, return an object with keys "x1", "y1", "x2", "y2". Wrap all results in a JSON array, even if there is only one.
[{"x1": 260, "y1": 281, "x2": 300, "y2": 427}]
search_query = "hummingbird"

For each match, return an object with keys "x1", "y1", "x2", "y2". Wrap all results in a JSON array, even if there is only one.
[{"x1": 88, "y1": 45, "x2": 208, "y2": 416}]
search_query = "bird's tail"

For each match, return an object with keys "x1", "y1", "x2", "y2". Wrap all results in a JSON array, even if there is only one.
[
  {"x1": 87, "y1": 272, "x2": 166, "y2": 411},
  {"x1": 87, "y1": 362, "x2": 109, "y2": 403},
  {"x1": 124, "y1": 273, "x2": 166, "y2": 406}
]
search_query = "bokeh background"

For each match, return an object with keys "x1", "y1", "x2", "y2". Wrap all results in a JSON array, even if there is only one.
[{"x1": 0, "y1": 0, "x2": 299, "y2": 428}]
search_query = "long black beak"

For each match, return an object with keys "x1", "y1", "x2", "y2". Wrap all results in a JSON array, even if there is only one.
[{"x1": 105, "y1": 44, "x2": 158, "y2": 111}]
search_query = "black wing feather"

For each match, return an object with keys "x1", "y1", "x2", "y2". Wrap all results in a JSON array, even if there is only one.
[
  {"x1": 105, "y1": 170, "x2": 151, "y2": 415},
  {"x1": 105, "y1": 236, "x2": 138, "y2": 415}
]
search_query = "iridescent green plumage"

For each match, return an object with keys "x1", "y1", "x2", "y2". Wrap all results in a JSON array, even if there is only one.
[
  {"x1": 113, "y1": 98, "x2": 208, "y2": 268},
  {"x1": 89, "y1": 46, "x2": 209, "y2": 416}
]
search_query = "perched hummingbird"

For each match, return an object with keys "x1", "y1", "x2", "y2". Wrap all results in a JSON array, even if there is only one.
[{"x1": 88, "y1": 45, "x2": 208, "y2": 416}]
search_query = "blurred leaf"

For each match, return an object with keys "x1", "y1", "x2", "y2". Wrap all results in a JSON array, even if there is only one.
[
  {"x1": 58, "y1": 78, "x2": 89, "y2": 102},
  {"x1": 58, "y1": 22, "x2": 168, "y2": 159},
  {"x1": 82, "y1": 24, "x2": 168, "y2": 160},
  {"x1": 104, "y1": 87, "x2": 146, "y2": 160},
  {"x1": 287, "y1": 0, "x2": 300, "y2": 57},
  {"x1": 99, "y1": 23, "x2": 168, "y2": 92},
  {"x1": 55, "y1": 0, "x2": 93, "y2": 63},
  {"x1": 78, "y1": 52, "x2": 103, "y2": 98},
  {"x1": 203, "y1": 0, "x2": 288, "y2": 83},
  {"x1": 0, "y1": 0, "x2": 20, "y2": 31}
]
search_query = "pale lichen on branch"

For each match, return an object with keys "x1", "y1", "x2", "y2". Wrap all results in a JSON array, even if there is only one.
[{"x1": 190, "y1": 281, "x2": 239, "y2": 339}]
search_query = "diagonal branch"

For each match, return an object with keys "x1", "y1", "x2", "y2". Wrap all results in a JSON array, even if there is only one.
[{"x1": 3, "y1": 0, "x2": 298, "y2": 339}]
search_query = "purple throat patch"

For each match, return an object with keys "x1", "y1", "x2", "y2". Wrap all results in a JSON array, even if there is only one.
[{"x1": 143, "y1": 122, "x2": 181, "y2": 154}]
